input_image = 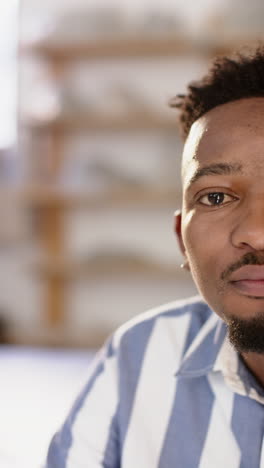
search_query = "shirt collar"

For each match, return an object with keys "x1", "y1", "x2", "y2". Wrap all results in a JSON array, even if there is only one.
[
  {"x1": 176, "y1": 312, "x2": 228, "y2": 378},
  {"x1": 175, "y1": 308, "x2": 264, "y2": 404}
]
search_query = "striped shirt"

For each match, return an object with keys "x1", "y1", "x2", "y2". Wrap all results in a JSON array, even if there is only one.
[{"x1": 46, "y1": 295, "x2": 264, "y2": 468}]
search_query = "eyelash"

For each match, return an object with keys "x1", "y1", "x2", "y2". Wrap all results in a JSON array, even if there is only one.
[{"x1": 197, "y1": 192, "x2": 237, "y2": 207}]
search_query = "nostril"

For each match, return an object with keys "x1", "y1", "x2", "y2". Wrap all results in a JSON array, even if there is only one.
[{"x1": 231, "y1": 227, "x2": 264, "y2": 251}]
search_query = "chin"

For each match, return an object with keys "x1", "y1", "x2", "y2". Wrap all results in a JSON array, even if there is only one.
[
  {"x1": 227, "y1": 313, "x2": 264, "y2": 354},
  {"x1": 217, "y1": 290, "x2": 264, "y2": 321}
]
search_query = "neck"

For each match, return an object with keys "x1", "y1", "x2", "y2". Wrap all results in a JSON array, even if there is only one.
[{"x1": 241, "y1": 352, "x2": 264, "y2": 388}]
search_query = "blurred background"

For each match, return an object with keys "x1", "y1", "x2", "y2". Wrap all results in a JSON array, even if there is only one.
[{"x1": 1, "y1": 0, "x2": 264, "y2": 466}]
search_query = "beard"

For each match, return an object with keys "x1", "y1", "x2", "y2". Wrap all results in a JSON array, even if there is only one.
[{"x1": 228, "y1": 313, "x2": 264, "y2": 354}]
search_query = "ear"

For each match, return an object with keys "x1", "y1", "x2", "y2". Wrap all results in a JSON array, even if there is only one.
[{"x1": 174, "y1": 209, "x2": 186, "y2": 256}]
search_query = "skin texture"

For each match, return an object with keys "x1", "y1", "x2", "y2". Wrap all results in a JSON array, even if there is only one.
[{"x1": 175, "y1": 97, "x2": 264, "y2": 386}]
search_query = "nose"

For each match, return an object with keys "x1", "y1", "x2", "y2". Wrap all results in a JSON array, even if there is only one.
[{"x1": 231, "y1": 202, "x2": 264, "y2": 251}]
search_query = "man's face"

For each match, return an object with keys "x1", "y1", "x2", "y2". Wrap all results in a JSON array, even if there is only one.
[{"x1": 175, "y1": 97, "x2": 264, "y2": 352}]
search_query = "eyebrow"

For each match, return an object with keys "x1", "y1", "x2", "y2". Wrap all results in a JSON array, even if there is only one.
[{"x1": 187, "y1": 162, "x2": 243, "y2": 188}]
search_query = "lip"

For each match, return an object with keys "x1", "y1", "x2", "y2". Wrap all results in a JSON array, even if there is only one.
[
  {"x1": 229, "y1": 265, "x2": 264, "y2": 281},
  {"x1": 229, "y1": 265, "x2": 264, "y2": 297}
]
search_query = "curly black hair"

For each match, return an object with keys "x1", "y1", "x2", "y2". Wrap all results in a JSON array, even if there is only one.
[{"x1": 170, "y1": 45, "x2": 264, "y2": 140}]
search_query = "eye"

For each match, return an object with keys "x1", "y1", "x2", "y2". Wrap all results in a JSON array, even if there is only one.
[{"x1": 198, "y1": 192, "x2": 235, "y2": 206}]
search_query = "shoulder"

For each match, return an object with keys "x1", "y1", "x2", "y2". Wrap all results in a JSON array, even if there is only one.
[{"x1": 110, "y1": 295, "x2": 213, "y2": 354}]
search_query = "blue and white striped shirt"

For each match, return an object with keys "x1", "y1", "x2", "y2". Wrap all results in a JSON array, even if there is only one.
[{"x1": 46, "y1": 295, "x2": 264, "y2": 468}]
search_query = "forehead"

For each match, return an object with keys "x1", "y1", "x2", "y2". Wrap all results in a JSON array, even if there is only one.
[{"x1": 182, "y1": 97, "x2": 264, "y2": 182}]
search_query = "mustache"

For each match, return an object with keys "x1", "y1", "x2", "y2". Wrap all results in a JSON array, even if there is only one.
[{"x1": 221, "y1": 252, "x2": 264, "y2": 281}]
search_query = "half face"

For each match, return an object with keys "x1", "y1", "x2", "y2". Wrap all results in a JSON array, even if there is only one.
[{"x1": 175, "y1": 97, "x2": 264, "y2": 328}]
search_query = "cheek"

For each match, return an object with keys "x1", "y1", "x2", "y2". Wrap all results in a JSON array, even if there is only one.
[
  {"x1": 183, "y1": 224, "x2": 218, "y2": 298},
  {"x1": 183, "y1": 218, "x2": 208, "y2": 259},
  {"x1": 182, "y1": 218, "x2": 223, "y2": 281}
]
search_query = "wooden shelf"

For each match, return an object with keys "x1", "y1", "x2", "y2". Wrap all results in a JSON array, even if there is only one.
[
  {"x1": 13, "y1": 185, "x2": 180, "y2": 209},
  {"x1": 24, "y1": 112, "x2": 178, "y2": 133},
  {"x1": 8, "y1": 324, "x2": 110, "y2": 348},
  {"x1": 21, "y1": 35, "x2": 197, "y2": 60},
  {"x1": 31, "y1": 256, "x2": 179, "y2": 280},
  {"x1": 21, "y1": 35, "x2": 259, "y2": 62}
]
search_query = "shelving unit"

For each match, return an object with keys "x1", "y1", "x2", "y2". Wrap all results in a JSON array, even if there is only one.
[
  {"x1": 19, "y1": 33, "x2": 250, "y2": 330},
  {"x1": 26, "y1": 112, "x2": 177, "y2": 133},
  {"x1": 17, "y1": 185, "x2": 179, "y2": 208},
  {"x1": 22, "y1": 34, "x2": 251, "y2": 61}
]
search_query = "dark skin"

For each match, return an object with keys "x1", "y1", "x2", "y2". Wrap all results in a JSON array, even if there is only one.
[{"x1": 174, "y1": 97, "x2": 264, "y2": 387}]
